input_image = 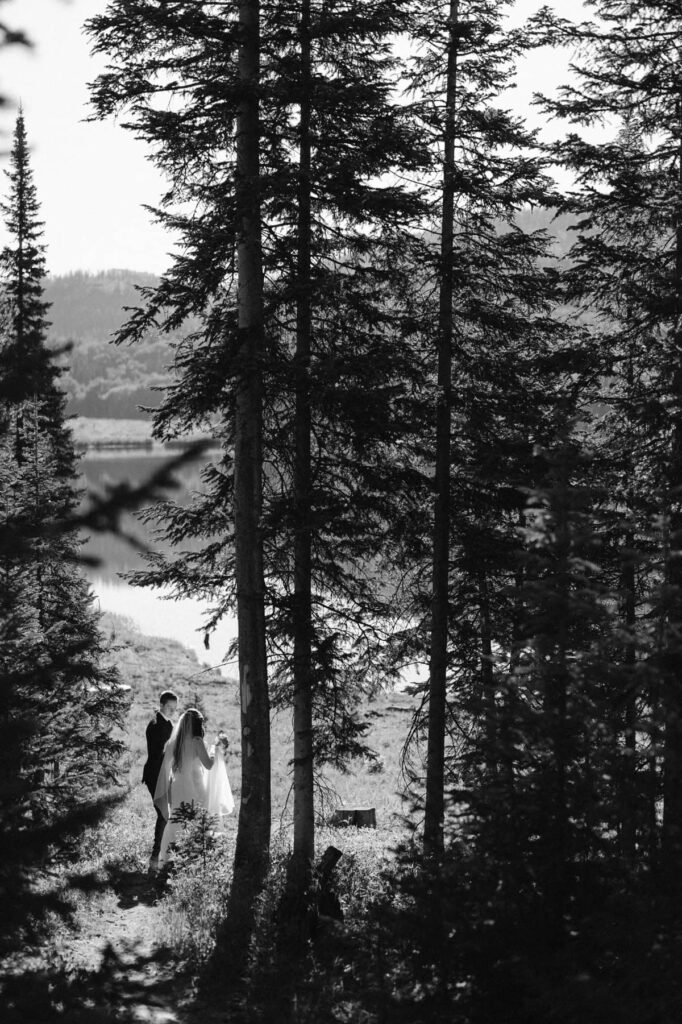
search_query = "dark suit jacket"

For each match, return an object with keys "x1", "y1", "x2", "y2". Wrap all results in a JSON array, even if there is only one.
[{"x1": 142, "y1": 712, "x2": 173, "y2": 795}]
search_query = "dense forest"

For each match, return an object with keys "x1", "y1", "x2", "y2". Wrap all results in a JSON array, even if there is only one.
[{"x1": 3, "y1": 1, "x2": 682, "y2": 1022}]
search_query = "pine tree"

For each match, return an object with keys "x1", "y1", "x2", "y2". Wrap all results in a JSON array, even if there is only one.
[
  {"x1": 421, "y1": 0, "x2": 457, "y2": 865},
  {"x1": 228, "y1": 0, "x2": 271, "y2": 957},
  {"x1": 0, "y1": 115, "x2": 127, "y2": 945},
  {"x1": 554, "y1": 125, "x2": 668, "y2": 870},
  {"x1": 398, "y1": 0, "x2": 560, "y2": 862},
  {"x1": 0, "y1": 110, "x2": 54, "y2": 407},
  {"x1": 534, "y1": 0, "x2": 682, "y2": 878},
  {"x1": 87, "y1": 0, "x2": 429, "y2": 921},
  {"x1": 291, "y1": 0, "x2": 315, "y2": 880}
]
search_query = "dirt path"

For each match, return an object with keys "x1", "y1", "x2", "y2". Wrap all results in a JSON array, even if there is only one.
[{"x1": 55, "y1": 869, "x2": 189, "y2": 1024}]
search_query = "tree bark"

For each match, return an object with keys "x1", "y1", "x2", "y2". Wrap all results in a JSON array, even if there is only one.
[
  {"x1": 618, "y1": 343, "x2": 638, "y2": 862},
  {"x1": 478, "y1": 569, "x2": 497, "y2": 775},
  {"x1": 621, "y1": 531, "x2": 637, "y2": 860},
  {"x1": 661, "y1": 103, "x2": 682, "y2": 875},
  {"x1": 545, "y1": 456, "x2": 569, "y2": 945},
  {"x1": 292, "y1": 0, "x2": 315, "y2": 874},
  {"x1": 423, "y1": 0, "x2": 459, "y2": 863},
  {"x1": 224, "y1": 0, "x2": 271, "y2": 964}
]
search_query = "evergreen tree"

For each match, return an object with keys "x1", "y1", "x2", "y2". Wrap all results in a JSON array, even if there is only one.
[
  {"x1": 0, "y1": 115, "x2": 127, "y2": 945},
  {"x1": 535, "y1": 0, "x2": 682, "y2": 877},
  {"x1": 228, "y1": 0, "x2": 271, "y2": 956},
  {"x1": 554, "y1": 125, "x2": 668, "y2": 871},
  {"x1": 0, "y1": 110, "x2": 54, "y2": 406},
  {"x1": 394, "y1": 0, "x2": 561, "y2": 863},
  {"x1": 87, "y1": 0, "x2": 428, "y2": 924}
]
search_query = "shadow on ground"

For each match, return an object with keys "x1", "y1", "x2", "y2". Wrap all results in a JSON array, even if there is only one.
[
  {"x1": 111, "y1": 867, "x2": 166, "y2": 909},
  {"x1": 1, "y1": 865, "x2": 184, "y2": 1022},
  {"x1": 2, "y1": 941, "x2": 187, "y2": 1024},
  {"x1": 68, "y1": 864, "x2": 165, "y2": 910}
]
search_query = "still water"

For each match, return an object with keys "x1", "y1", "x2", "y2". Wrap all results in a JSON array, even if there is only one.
[
  {"x1": 80, "y1": 449, "x2": 238, "y2": 677},
  {"x1": 80, "y1": 449, "x2": 427, "y2": 690}
]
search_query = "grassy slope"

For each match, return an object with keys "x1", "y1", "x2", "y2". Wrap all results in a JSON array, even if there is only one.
[
  {"x1": 102, "y1": 611, "x2": 238, "y2": 779},
  {"x1": 105, "y1": 610, "x2": 417, "y2": 827}
]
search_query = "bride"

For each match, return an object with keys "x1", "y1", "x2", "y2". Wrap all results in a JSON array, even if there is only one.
[{"x1": 154, "y1": 707, "x2": 234, "y2": 866}]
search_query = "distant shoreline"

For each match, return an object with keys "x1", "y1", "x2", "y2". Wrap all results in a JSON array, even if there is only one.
[{"x1": 71, "y1": 416, "x2": 216, "y2": 452}]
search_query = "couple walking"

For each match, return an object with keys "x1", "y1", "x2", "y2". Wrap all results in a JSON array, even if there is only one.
[{"x1": 142, "y1": 690, "x2": 235, "y2": 871}]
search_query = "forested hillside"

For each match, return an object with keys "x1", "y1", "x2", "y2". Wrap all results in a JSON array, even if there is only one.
[
  {"x1": 45, "y1": 270, "x2": 191, "y2": 418},
  {"x1": 44, "y1": 213, "x2": 573, "y2": 422}
]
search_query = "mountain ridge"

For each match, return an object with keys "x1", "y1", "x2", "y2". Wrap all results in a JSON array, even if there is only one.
[
  {"x1": 45, "y1": 269, "x2": 180, "y2": 420},
  {"x1": 44, "y1": 210, "x2": 576, "y2": 420}
]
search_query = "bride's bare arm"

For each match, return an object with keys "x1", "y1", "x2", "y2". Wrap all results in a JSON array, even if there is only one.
[{"x1": 195, "y1": 737, "x2": 215, "y2": 769}]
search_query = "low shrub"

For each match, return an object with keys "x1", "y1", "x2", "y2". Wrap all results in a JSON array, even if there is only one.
[{"x1": 158, "y1": 808, "x2": 234, "y2": 965}]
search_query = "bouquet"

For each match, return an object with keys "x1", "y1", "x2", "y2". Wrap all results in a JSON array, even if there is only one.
[{"x1": 216, "y1": 731, "x2": 230, "y2": 756}]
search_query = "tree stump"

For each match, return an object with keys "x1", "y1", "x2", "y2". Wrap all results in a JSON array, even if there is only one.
[
  {"x1": 330, "y1": 807, "x2": 376, "y2": 828},
  {"x1": 316, "y1": 845, "x2": 344, "y2": 923},
  {"x1": 317, "y1": 844, "x2": 343, "y2": 878}
]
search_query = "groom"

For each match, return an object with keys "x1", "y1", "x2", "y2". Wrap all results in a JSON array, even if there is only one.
[{"x1": 143, "y1": 690, "x2": 178, "y2": 872}]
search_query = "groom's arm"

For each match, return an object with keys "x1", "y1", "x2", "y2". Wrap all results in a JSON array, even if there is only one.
[{"x1": 143, "y1": 718, "x2": 161, "y2": 786}]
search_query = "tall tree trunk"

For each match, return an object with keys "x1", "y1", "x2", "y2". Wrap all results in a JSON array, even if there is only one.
[
  {"x1": 619, "y1": 344, "x2": 638, "y2": 862},
  {"x1": 423, "y1": 0, "x2": 459, "y2": 863},
  {"x1": 649, "y1": 510, "x2": 668, "y2": 874},
  {"x1": 547, "y1": 626, "x2": 569, "y2": 938},
  {"x1": 478, "y1": 569, "x2": 497, "y2": 776},
  {"x1": 32, "y1": 396, "x2": 45, "y2": 627},
  {"x1": 542, "y1": 453, "x2": 570, "y2": 946},
  {"x1": 661, "y1": 104, "x2": 682, "y2": 877},
  {"x1": 291, "y1": 0, "x2": 314, "y2": 877},
  {"x1": 497, "y1": 514, "x2": 525, "y2": 856},
  {"x1": 621, "y1": 526, "x2": 637, "y2": 862},
  {"x1": 648, "y1": 673, "x2": 661, "y2": 873},
  {"x1": 224, "y1": 0, "x2": 271, "y2": 964},
  {"x1": 16, "y1": 135, "x2": 25, "y2": 353}
]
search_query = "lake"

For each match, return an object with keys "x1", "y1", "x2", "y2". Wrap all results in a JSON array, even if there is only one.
[
  {"x1": 80, "y1": 448, "x2": 239, "y2": 677},
  {"x1": 80, "y1": 448, "x2": 427, "y2": 690}
]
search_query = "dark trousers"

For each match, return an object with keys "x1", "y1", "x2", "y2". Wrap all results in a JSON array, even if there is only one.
[{"x1": 146, "y1": 782, "x2": 166, "y2": 859}]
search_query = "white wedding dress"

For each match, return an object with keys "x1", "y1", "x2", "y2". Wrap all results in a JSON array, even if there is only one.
[{"x1": 154, "y1": 734, "x2": 234, "y2": 865}]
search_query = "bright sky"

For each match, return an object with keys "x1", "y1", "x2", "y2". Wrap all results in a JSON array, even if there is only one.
[{"x1": 1, "y1": 0, "x2": 580, "y2": 277}]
